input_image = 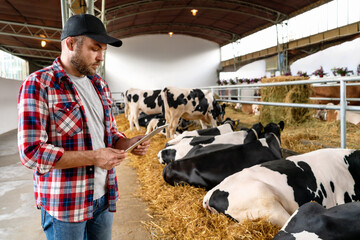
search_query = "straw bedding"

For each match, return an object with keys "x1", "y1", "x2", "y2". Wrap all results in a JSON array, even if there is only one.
[
  {"x1": 115, "y1": 102, "x2": 360, "y2": 239},
  {"x1": 116, "y1": 114, "x2": 280, "y2": 239}
]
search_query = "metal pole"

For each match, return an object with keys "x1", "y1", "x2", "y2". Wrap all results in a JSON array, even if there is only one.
[
  {"x1": 101, "y1": 0, "x2": 106, "y2": 23},
  {"x1": 86, "y1": 0, "x2": 94, "y2": 15},
  {"x1": 340, "y1": 79, "x2": 347, "y2": 148},
  {"x1": 275, "y1": 23, "x2": 281, "y2": 73},
  {"x1": 60, "y1": 0, "x2": 69, "y2": 28},
  {"x1": 232, "y1": 42, "x2": 236, "y2": 71}
]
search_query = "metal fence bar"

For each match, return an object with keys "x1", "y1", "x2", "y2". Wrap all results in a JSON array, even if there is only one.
[
  {"x1": 309, "y1": 97, "x2": 360, "y2": 102},
  {"x1": 217, "y1": 99, "x2": 360, "y2": 111},
  {"x1": 340, "y1": 80, "x2": 347, "y2": 148},
  {"x1": 202, "y1": 76, "x2": 360, "y2": 149}
]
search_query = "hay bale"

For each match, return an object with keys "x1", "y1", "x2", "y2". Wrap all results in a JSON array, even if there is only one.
[{"x1": 260, "y1": 76, "x2": 311, "y2": 125}]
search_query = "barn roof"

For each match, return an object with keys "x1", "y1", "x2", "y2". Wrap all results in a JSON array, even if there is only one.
[{"x1": 0, "y1": 0, "x2": 330, "y2": 66}]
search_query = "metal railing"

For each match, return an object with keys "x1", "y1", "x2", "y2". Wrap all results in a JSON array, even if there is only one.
[{"x1": 202, "y1": 76, "x2": 360, "y2": 148}]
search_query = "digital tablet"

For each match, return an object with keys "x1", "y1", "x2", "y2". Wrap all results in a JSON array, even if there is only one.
[{"x1": 125, "y1": 124, "x2": 168, "y2": 152}]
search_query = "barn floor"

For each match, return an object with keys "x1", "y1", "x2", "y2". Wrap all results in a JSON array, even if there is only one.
[{"x1": 0, "y1": 130, "x2": 151, "y2": 240}]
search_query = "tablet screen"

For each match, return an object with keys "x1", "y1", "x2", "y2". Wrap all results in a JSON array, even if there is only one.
[{"x1": 125, "y1": 124, "x2": 168, "y2": 152}]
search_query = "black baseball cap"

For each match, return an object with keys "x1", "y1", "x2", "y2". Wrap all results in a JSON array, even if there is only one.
[{"x1": 61, "y1": 14, "x2": 122, "y2": 47}]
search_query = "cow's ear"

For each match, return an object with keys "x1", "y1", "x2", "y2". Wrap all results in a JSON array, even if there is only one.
[{"x1": 278, "y1": 121, "x2": 285, "y2": 131}]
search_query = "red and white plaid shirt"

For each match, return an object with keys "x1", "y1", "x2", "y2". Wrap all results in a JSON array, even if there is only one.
[{"x1": 17, "y1": 57, "x2": 125, "y2": 222}]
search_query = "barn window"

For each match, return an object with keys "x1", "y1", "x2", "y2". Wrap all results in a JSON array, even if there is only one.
[{"x1": 0, "y1": 50, "x2": 29, "y2": 81}]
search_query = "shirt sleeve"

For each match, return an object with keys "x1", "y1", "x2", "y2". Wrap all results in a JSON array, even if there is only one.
[{"x1": 17, "y1": 75, "x2": 64, "y2": 175}]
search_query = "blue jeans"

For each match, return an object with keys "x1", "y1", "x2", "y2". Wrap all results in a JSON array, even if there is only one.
[{"x1": 41, "y1": 194, "x2": 113, "y2": 240}]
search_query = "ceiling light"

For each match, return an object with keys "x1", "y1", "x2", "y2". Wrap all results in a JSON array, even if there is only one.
[
  {"x1": 191, "y1": 9, "x2": 198, "y2": 16},
  {"x1": 41, "y1": 40, "x2": 46, "y2": 47},
  {"x1": 168, "y1": 32, "x2": 173, "y2": 37}
]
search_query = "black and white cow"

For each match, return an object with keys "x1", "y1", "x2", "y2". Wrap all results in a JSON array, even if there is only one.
[
  {"x1": 166, "y1": 122, "x2": 234, "y2": 147},
  {"x1": 145, "y1": 117, "x2": 167, "y2": 134},
  {"x1": 124, "y1": 88, "x2": 164, "y2": 131},
  {"x1": 274, "y1": 201, "x2": 360, "y2": 240},
  {"x1": 162, "y1": 87, "x2": 225, "y2": 138},
  {"x1": 220, "y1": 117, "x2": 240, "y2": 131},
  {"x1": 203, "y1": 149, "x2": 360, "y2": 227},
  {"x1": 145, "y1": 116, "x2": 193, "y2": 135},
  {"x1": 162, "y1": 122, "x2": 284, "y2": 190},
  {"x1": 158, "y1": 122, "x2": 264, "y2": 164},
  {"x1": 138, "y1": 112, "x2": 163, "y2": 127}
]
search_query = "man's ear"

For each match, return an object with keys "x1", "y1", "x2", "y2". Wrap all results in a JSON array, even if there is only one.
[{"x1": 65, "y1": 37, "x2": 75, "y2": 51}]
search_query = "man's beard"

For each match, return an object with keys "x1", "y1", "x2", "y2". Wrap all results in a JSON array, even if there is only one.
[{"x1": 70, "y1": 49, "x2": 99, "y2": 76}]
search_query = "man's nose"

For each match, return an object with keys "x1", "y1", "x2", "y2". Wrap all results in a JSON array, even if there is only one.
[{"x1": 96, "y1": 51, "x2": 105, "y2": 61}]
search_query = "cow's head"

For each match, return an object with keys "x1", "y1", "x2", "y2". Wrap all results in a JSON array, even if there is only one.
[
  {"x1": 159, "y1": 148, "x2": 177, "y2": 164},
  {"x1": 243, "y1": 122, "x2": 264, "y2": 144},
  {"x1": 251, "y1": 122, "x2": 264, "y2": 137},
  {"x1": 264, "y1": 121, "x2": 285, "y2": 140},
  {"x1": 221, "y1": 117, "x2": 239, "y2": 131},
  {"x1": 211, "y1": 101, "x2": 226, "y2": 124}
]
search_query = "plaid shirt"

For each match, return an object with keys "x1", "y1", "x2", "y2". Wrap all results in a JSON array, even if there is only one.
[{"x1": 17, "y1": 57, "x2": 125, "y2": 222}]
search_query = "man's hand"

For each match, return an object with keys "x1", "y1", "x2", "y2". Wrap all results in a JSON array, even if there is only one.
[
  {"x1": 129, "y1": 135, "x2": 150, "y2": 156},
  {"x1": 55, "y1": 148, "x2": 127, "y2": 170},
  {"x1": 114, "y1": 135, "x2": 150, "y2": 156},
  {"x1": 93, "y1": 148, "x2": 127, "y2": 170}
]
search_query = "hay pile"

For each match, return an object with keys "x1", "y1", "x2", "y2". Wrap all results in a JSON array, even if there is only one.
[
  {"x1": 260, "y1": 76, "x2": 312, "y2": 125},
  {"x1": 115, "y1": 106, "x2": 360, "y2": 239},
  {"x1": 115, "y1": 114, "x2": 280, "y2": 240}
]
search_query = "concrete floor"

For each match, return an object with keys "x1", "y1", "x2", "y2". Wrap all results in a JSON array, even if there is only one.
[{"x1": 0, "y1": 130, "x2": 151, "y2": 240}]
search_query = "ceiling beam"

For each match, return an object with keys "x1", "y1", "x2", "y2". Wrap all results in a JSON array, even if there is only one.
[
  {"x1": 112, "y1": 29, "x2": 232, "y2": 44},
  {"x1": 106, "y1": 0, "x2": 287, "y2": 23},
  {"x1": 110, "y1": 22, "x2": 241, "y2": 41},
  {"x1": 0, "y1": 45, "x2": 58, "y2": 60},
  {"x1": 0, "y1": 20, "x2": 61, "y2": 42},
  {"x1": 1, "y1": 45, "x2": 60, "y2": 54},
  {"x1": 107, "y1": 6, "x2": 284, "y2": 25}
]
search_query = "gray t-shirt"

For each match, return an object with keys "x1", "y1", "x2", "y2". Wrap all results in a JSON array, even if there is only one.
[{"x1": 69, "y1": 73, "x2": 107, "y2": 200}]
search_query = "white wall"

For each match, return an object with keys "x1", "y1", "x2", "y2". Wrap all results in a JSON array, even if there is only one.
[
  {"x1": 220, "y1": 60, "x2": 266, "y2": 80},
  {"x1": 105, "y1": 34, "x2": 221, "y2": 92},
  {"x1": 0, "y1": 78, "x2": 22, "y2": 135},
  {"x1": 291, "y1": 38, "x2": 360, "y2": 76}
]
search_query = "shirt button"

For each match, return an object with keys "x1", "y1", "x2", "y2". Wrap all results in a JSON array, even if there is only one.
[
  {"x1": 66, "y1": 108, "x2": 69, "y2": 111},
  {"x1": 89, "y1": 167, "x2": 93, "y2": 171}
]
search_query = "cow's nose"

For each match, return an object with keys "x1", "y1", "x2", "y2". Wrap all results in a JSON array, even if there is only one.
[{"x1": 161, "y1": 149, "x2": 176, "y2": 164}]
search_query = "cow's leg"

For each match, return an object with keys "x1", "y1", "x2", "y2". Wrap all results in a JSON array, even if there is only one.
[
  {"x1": 168, "y1": 116, "x2": 180, "y2": 139},
  {"x1": 210, "y1": 118, "x2": 218, "y2": 128},
  {"x1": 200, "y1": 120, "x2": 207, "y2": 129},
  {"x1": 134, "y1": 109, "x2": 141, "y2": 131},
  {"x1": 128, "y1": 113, "x2": 134, "y2": 131},
  {"x1": 124, "y1": 103, "x2": 129, "y2": 118},
  {"x1": 128, "y1": 108, "x2": 140, "y2": 131},
  {"x1": 164, "y1": 111, "x2": 171, "y2": 139},
  {"x1": 164, "y1": 108, "x2": 173, "y2": 139},
  {"x1": 146, "y1": 119, "x2": 157, "y2": 134}
]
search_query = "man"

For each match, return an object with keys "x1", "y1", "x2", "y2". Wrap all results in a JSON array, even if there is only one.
[{"x1": 17, "y1": 14, "x2": 150, "y2": 240}]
